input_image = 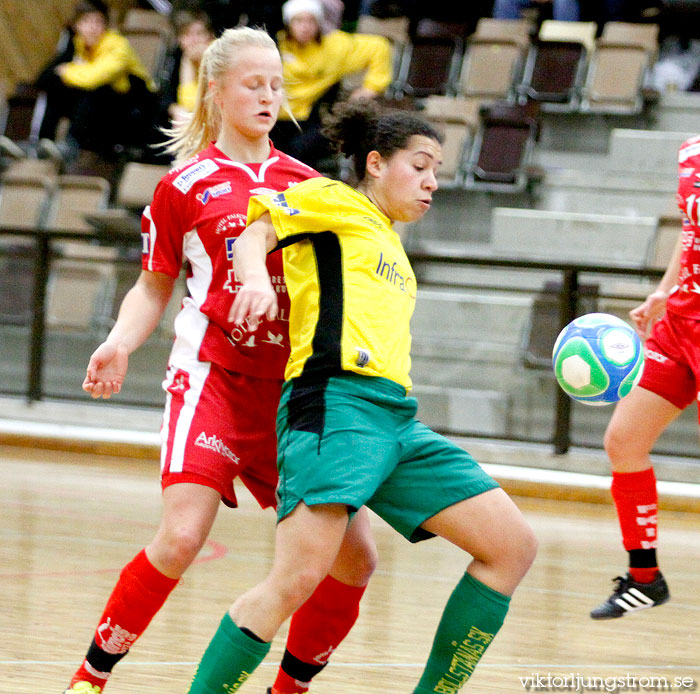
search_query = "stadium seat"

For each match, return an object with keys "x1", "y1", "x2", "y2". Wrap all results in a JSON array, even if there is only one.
[
  {"x1": 517, "y1": 20, "x2": 597, "y2": 111},
  {"x1": 122, "y1": 8, "x2": 173, "y2": 35},
  {"x1": 390, "y1": 36, "x2": 464, "y2": 99},
  {"x1": 420, "y1": 96, "x2": 480, "y2": 186},
  {"x1": 0, "y1": 172, "x2": 53, "y2": 326},
  {"x1": 122, "y1": 28, "x2": 170, "y2": 82},
  {"x1": 580, "y1": 22, "x2": 660, "y2": 114},
  {"x1": 0, "y1": 243, "x2": 35, "y2": 326},
  {"x1": 44, "y1": 175, "x2": 111, "y2": 233},
  {"x1": 85, "y1": 161, "x2": 168, "y2": 238},
  {"x1": 462, "y1": 100, "x2": 539, "y2": 192},
  {"x1": 43, "y1": 175, "x2": 115, "y2": 260},
  {"x1": 0, "y1": 83, "x2": 45, "y2": 150},
  {"x1": 458, "y1": 18, "x2": 532, "y2": 100},
  {"x1": 0, "y1": 171, "x2": 53, "y2": 229},
  {"x1": 355, "y1": 15, "x2": 410, "y2": 44},
  {"x1": 45, "y1": 259, "x2": 116, "y2": 334}
]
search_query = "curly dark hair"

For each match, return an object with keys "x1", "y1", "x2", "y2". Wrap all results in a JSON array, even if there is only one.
[{"x1": 322, "y1": 99, "x2": 443, "y2": 182}]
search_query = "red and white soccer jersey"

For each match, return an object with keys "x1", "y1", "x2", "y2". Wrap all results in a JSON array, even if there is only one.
[
  {"x1": 637, "y1": 135, "x2": 700, "y2": 412},
  {"x1": 141, "y1": 141, "x2": 320, "y2": 379},
  {"x1": 141, "y1": 142, "x2": 319, "y2": 506},
  {"x1": 669, "y1": 135, "x2": 700, "y2": 319}
]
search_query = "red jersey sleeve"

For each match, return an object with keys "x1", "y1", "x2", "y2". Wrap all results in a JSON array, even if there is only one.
[{"x1": 141, "y1": 178, "x2": 190, "y2": 277}]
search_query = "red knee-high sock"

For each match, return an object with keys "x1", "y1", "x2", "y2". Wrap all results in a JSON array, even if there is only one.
[
  {"x1": 610, "y1": 468, "x2": 659, "y2": 583},
  {"x1": 70, "y1": 549, "x2": 179, "y2": 689},
  {"x1": 272, "y1": 575, "x2": 367, "y2": 694}
]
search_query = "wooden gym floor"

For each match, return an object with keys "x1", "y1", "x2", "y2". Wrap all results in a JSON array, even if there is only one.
[{"x1": 1, "y1": 444, "x2": 699, "y2": 694}]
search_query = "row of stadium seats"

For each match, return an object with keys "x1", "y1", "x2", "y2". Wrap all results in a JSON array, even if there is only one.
[
  {"x1": 362, "y1": 16, "x2": 660, "y2": 116},
  {"x1": 0, "y1": 160, "x2": 174, "y2": 335}
]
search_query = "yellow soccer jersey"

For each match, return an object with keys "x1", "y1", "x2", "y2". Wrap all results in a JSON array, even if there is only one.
[{"x1": 247, "y1": 177, "x2": 416, "y2": 391}]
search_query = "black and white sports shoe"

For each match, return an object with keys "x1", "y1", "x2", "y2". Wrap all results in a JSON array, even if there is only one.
[{"x1": 590, "y1": 572, "x2": 670, "y2": 620}]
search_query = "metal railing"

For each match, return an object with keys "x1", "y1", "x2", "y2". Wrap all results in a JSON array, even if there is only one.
[
  {"x1": 1, "y1": 226, "x2": 667, "y2": 454},
  {"x1": 407, "y1": 248, "x2": 665, "y2": 454}
]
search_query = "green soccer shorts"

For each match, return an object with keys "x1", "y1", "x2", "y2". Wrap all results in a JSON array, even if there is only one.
[{"x1": 276, "y1": 372, "x2": 499, "y2": 542}]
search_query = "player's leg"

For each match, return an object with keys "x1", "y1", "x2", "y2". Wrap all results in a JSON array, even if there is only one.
[
  {"x1": 65, "y1": 361, "x2": 227, "y2": 693},
  {"x1": 367, "y1": 417, "x2": 535, "y2": 693},
  {"x1": 271, "y1": 507, "x2": 377, "y2": 694},
  {"x1": 65, "y1": 483, "x2": 220, "y2": 693},
  {"x1": 187, "y1": 502, "x2": 351, "y2": 694},
  {"x1": 413, "y1": 489, "x2": 537, "y2": 693},
  {"x1": 590, "y1": 386, "x2": 680, "y2": 619}
]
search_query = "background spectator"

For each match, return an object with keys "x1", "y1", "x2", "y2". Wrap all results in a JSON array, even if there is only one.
[
  {"x1": 493, "y1": 0, "x2": 580, "y2": 22},
  {"x1": 157, "y1": 9, "x2": 216, "y2": 128},
  {"x1": 271, "y1": 0, "x2": 393, "y2": 169},
  {"x1": 34, "y1": 0, "x2": 156, "y2": 177}
]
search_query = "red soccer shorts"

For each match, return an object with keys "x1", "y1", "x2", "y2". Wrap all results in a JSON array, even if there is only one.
[
  {"x1": 637, "y1": 309, "x2": 700, "y2": 414},
  {"x1": 160, "y1": 358, "x2": 281, "y2": 508}
]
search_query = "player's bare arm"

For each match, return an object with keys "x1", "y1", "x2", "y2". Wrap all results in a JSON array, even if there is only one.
[
  {"x1": 83, "y1": 270, "x2": 176, "y2": 398},
  {"x1": 228, "y1": 213, "x2": 279, "y2": 328}
]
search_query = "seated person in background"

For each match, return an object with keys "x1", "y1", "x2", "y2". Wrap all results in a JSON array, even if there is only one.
[
  {"x1": 493, "y1": 0, "x2": 580, "y2": 21},
  {"x1": 271, "y1": 0, "x2": 393, "y2": 170},
  {"x1": 158, "y1": 9, "x2": 216, "y2": 126},
  {"x1": 35, "y1": 0, "x2": 156, "y2": 173}
]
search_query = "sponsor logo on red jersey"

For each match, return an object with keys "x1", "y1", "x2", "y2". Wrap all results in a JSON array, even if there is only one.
[{"x1": 173, "y1": 159, "x2": 219, "y2": 193}]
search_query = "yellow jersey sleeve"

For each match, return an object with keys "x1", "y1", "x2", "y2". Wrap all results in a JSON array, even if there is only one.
[{"x1": 247, "y1": 177, "x2": 351, "y2": 242}]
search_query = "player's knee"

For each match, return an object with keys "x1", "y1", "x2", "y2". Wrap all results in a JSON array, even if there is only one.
[
  {"x1": 604, "y1": 422, "x2": 630, "y2": 465},
  {"x1": 500, "y1": 518, "x2": 537, "y2": 581},
  {"x1": 278, "y1": 565, "x2": 329, "y2": 610},
  {"x1": 514, "y1": 521, "x2": 538, "y2": 573},
  {"x1": 356, "y1": 540, "x2": 378, "y2": 583},
  {"x1": 156, "y1": 525, "x2": 208, "y2": 571}
]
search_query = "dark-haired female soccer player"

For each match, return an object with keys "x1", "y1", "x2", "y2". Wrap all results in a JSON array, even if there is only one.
[{"x1": 185, "y1": 99, "x2": 537, "y2": 694}]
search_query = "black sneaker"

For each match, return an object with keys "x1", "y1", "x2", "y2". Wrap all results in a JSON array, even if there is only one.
[{"x1": 590, "y1": 572, "x2": 670, "y2": 619}]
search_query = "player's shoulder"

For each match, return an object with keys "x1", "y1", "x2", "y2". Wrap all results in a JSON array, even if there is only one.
[
  {"x1": 156, "y1": 145, "x2": 224, "y2": 194},
  {"x1": 679, "y1": 135, "x2": 700, "y2": 164},
  {"x1": 282, "y1": 175, "x2": 346, "y2": 200},
  {"x1": 271, "y1": 148, "x2": 321, "y2": 179}
]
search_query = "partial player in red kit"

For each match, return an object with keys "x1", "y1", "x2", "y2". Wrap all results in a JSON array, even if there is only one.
[
  {"x1": 590, "y1": 135, "x2": 700, "y2": 619},
  {"x1": 65, "y1": 26, "x2": 376, "y2": 694}
]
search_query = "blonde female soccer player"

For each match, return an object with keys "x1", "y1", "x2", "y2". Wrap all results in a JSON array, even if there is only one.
[{"x1": 65, "y1": 26, "x2": 377, "y2": 694}]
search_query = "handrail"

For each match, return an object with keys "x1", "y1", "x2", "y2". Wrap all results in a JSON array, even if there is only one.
[
  {"x1": 407, "y1": 248, "x2": 665, "y2": 454},
  {"x1": 1, "y1": 224, "x2": 141, "y2": 400},
  {"x1": 1, "y1": 227, "x2": 668, "y2": 454}
]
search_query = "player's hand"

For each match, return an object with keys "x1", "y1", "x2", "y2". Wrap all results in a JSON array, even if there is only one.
[
  {"x1": 82, "y1": 342, "x2": 129, "y2": 399},
  {"x1": 228, "y1": 276, "x2": 278, "y2": 330},
  {"x1": 629, "y1": 290, "x2": 669, "y2": 340}
]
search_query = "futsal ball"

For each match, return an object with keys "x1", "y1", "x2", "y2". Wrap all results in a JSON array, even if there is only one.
[{"x1": 552, "y1": 312, "x2": 644, "y2": 406}]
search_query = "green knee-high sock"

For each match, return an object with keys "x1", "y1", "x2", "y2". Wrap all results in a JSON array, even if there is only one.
[
  {"x1": 414, "y1": 572, "x2": 511, "y2": 694},
  {"x1": 187, "y1": 613, "x2": 271, "y2": 694}
]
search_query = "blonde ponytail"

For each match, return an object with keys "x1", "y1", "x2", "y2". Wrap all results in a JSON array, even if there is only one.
[{"x1": 159, "y1": 26, "x2": 279, "y2": 162}]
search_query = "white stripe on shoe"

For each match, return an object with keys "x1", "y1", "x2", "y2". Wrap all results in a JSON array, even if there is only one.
[{"x1": 614, "y1": 589, "x2": 656, "y2": 613}]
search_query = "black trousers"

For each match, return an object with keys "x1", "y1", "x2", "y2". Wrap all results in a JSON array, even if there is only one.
[{"x1": 37, "y1": 71, "x2": 154, "y2": 157}]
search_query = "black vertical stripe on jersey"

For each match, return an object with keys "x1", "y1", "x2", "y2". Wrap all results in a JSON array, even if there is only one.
[
  {"x1": 301, "y1": 231, "x2": 343, "y2": 381},
  {"x1": 283, "y1": 230, "x2": 342, "y2": 436}
]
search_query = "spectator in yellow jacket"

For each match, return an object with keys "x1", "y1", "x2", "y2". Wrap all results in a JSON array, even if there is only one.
[
  {"x1": 36, "y1": 0, "x2": 156, "y2": 172},
  {"x1": 271, "y1": 0, "x2": 393, "y2": 170}
]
